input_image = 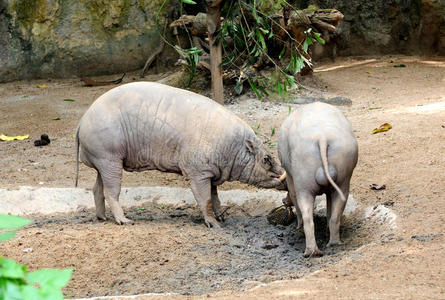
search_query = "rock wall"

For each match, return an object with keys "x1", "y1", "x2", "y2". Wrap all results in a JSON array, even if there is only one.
[
  {"x1": 1, "y1": 1, "x2": 444, "y2": 82},
  {"x1": 295, "y1": 0, "x2": 445, "y2": 57},
  {"x1": 0, "y1": 0, "x2": 168, "y2": 82}
]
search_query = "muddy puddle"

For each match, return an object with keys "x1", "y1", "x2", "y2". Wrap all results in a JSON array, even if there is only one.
[{"x1": 3, "y1": 202, "x2": 368, "y2": 298}]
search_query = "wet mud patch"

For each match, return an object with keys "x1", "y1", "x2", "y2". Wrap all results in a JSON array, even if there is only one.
[{"x1": 1, "y1": 204, "x2": 368, "y2": 298}]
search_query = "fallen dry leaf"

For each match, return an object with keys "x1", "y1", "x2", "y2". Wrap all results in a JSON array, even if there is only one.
[
  {"x1": 37, "y1": 84, "x2": 47, "y2": 88},
  {"x1": 372, "y1": 123, "x2": 392, "y2": 134},
  {"x1": 0, "y1": 134, "x2": 29, "y2": 141},
  {"x1": 370, "y1": 184, "x2": 386, "y2": 190}
]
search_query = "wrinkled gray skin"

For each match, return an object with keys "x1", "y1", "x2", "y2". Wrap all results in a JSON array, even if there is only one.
[
  {"x1": 278, "y1": 102, "x2": 358, "y2": 257},
  {"x1": 76, "y1": 82, "x2": 285, "y2": 227}
]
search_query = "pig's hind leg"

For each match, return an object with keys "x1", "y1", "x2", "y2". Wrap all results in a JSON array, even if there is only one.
[
  {"x1": 326, "y1": 181, "x2": 350, "y2": 247},
  {"x1": 285, "y1": 173, "x2": 303, "y2": 231},
  {"x1": 296, "y1": 190, "x2": 323, "y2": 257},
  {"x1": 96, "y1": 160, "x2": 133, "y2": 225},
  {"x1": 93, "y1": 173, "x2": 106, "y2": 221}
]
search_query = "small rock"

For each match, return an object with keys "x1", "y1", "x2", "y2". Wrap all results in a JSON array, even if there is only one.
[
  {"x1": 291, "y1": 96, "x2": 352, "y2": 106},
  {"x1": 411, "y1": 233, "x2": 443, "y2": 242},
  {"x1": 370, "y1": 184, "x2": 386, "y2": 190},
  {"x1": 383, "y1": 200, "x2": 394, "y2": 207},
  {"x1": 267, "y1": 205, "x2": 296, "y2": 226},
  {"x1": 76, "y1": 205, "x2": 88, "y2": 213},
  {"x1": 261, "y1": 241, "x2": 279, "y2": 250}
]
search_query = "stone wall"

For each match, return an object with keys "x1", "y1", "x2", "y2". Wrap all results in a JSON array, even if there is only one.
[
  {"x1": 297, "y1": 0, "x2": 445, "y2": 57},
  {"x1": 0, "y1": 0, "x2": 168, "y2": 82},
  {"x1": 1, "y1": 0, "x2": 444, "y2": 82}
]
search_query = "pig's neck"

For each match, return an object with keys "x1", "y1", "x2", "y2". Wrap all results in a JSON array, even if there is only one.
[{"x1": 231, "y1": 148, "x2": 255, "y2": 184}]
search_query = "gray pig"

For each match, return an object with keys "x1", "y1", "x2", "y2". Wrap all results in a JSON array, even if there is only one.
[
  {"x1": 278, "y1": 102, "x2": 358, "y2": 257},
  {"x1": 75, "y1": 82, "x2": 286, "y2": 227}
]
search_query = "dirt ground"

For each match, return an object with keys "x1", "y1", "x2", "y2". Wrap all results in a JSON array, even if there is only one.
[{"x1": 0, "y1": 56, "x2": 444, "y2": 299}]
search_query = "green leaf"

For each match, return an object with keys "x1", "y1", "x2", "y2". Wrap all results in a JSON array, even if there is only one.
[
  {"x1": 259, "y1": 27, "x2": 269, "y2": 35},
  {"x1": 0, "y1": 258, "x2": 27, "y2": 279},
  {"x1": 256, "y1": 85, "x2": 268, "y2": 96},
  {"x1": 295, "y1": 56, "x2": 305, "y2": 73},
  {"x1": 0, "y1": 215, "x2": 31, "y2": 230},
  {"x1": 20, "y1": 285, "x2": 40, "y2": 300},
  {"x1": 256, "y1": 29, "x2": 266, "y2": 50},
  {"x1": 3, "y1": 280, "x2": 24, "y2": 300},
  {"x1": 287, "y1": 53, "x2": 305, "y2": 74},
  {"x1": 0, "y1": 230, "x2": 17, "y2": 241},
  {"x1": 181, "y1": 0, "x2": 196, "y2": 4},
  {"x1": 235, "y1": 79, "x2": 243, "y2": 95},
  {"x1": 26, "y1": 269, "x2": 72, "y2": 289},
  {"x1": 63, "y1": 99, "x2": 75, "y2": 102},
  {"x1": 252, "y1": 0, "x2": 258, "y2": 21},
  {"x1": 270, "y1": 127, "x2": 275, "y2": 137},
  {"x1": 278, "y1": 47, "x2": 286, "y2": 59},
  {"x1": 313, "y1": 32, "x2": 325, "y2": 45},
  {"x1": 248, "y1": 80, "x2": 262, "y2": 99},
  {"x1": 285, "y1": 75, "x2": 297, "y2": 89},
  {"x1": 51, "y1": 117, "x2": 61, "y2": 121},
  {"x1": 277, "y1": 80, "x2": 283, "y2": 95},
  {"x1": 301, "y1": 55, "x2": 312, "y2": 68},
  {"x1": 288, "y1": 106, "x2": 292, "y2": 115},
  {"x1": 302, "y1": 36, "x2": 313, "y2": 53},
  {"x1": 221, "y1": 54, "x2": 235, "y2": 66}
]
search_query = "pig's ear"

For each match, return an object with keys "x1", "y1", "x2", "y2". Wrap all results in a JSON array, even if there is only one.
[{"x1": 245, "y1": 139, "x2": 258, "y2": 154}]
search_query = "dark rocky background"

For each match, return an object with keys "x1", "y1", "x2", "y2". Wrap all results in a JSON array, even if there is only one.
[
  {"x1": 1, "y1": 0, "x2": 444, "y2": 82},
  {"x1": 300, "y1": 0, "x2": 445, "y2": 58}
]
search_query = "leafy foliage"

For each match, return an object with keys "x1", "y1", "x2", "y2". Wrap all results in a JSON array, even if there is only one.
[
  {"x1": 0, "y1": 215, "x2": 31, "y2": 242},
  {"x1": 174, "y1": 46, "x2": 203, "y2": 86},
  {"x1": 0, "y1": 214, "x2": 73, "y2": 300},
  {"x1": 172, "y1": 0, "x2": 325, "y2": 97},
  {"x1": 219, "y1": 1, "x2": 323, "y2": 98}
]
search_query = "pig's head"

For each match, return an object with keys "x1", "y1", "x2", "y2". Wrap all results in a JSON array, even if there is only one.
[{"x1": 244, "y1": 139, "x2": 287, "y2": 189}]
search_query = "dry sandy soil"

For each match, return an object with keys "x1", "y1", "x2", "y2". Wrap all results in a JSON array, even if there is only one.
[{"x1": 0, "y1": 56, "x2": 444, "y2": 299}]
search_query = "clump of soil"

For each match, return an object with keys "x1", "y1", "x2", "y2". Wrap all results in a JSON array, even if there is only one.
[{"x1": 1, "y1": 204, "x2": 363, "y2": 298}]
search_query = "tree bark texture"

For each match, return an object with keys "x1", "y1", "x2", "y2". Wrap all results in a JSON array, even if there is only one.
[{"x1": 206, "y1": 1, "x2": 224, "y2": 104}]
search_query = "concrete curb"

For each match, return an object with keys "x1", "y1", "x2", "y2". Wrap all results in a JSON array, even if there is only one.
[
  {"x1": 0, "y1": 186, "x2": 287, "y2": 216},
  {"x1": 0, "y1": 186, "x2": 360, "y2": 217}
]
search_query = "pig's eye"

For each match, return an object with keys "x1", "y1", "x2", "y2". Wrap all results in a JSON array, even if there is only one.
[{"x1": 263, "y1": 156, "x2": 272, "y2": 166}]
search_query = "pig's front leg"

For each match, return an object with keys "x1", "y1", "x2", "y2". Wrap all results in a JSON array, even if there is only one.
[
  {"x1": 190, "y1": 178, "x2": 221, "y2": 228},
  {"x1": 211, "y1": 185, "x2": 225, "y2": 222}
]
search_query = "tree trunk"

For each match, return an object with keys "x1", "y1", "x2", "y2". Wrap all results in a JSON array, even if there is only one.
[{"x1": 206, "y1": 0, "x2": 224, "y2": 104}]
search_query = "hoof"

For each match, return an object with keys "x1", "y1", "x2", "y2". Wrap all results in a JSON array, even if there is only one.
[
  {"x1": 304, "y1": 248, "x2": 323, "y2": 258},
  {"x1": 215, "y1": 210, "x2": 226, "y2": 223},
  {"x1": 205, "y1": 217, "x2": 221, "y2": 229},
  {"x1": 115, "y1": 217, "x2": 134, "y2": 225},
  {"x1": 97, "y1": 215, "x2": 107, "y2": 221},
  {"x1": 215, "y1": 214, "x2": 225, "y2": 223},
  {"x1": 326, "y1": 240, "x2": 344, "y2": 248}
]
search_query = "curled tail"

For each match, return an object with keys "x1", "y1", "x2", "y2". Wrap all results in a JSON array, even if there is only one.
[
  {"x1": 318, "y1": 137, "x2": 346, "y2": 201},
  {"x1": 75, "y1": 127, "x2": 80, "y2": 187}
]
